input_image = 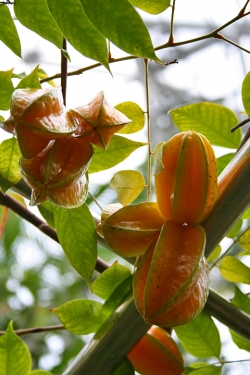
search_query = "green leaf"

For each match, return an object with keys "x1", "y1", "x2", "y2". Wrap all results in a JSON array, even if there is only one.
[
  {"x1": 14, "y1": 0, "x2": 62, "y2": 48},
  {"x1": 37, "y1": 68, "x2": 56, "y2": 87},
  {"x1": 102, "y1": 275, "x2": 133, "y2": 316},
  {"x1": 88, "y1": 135, "x2": 146, "y2": 174},
  {"x1": 240, "y1": 228, "x2": 250, "y2": 251},
  {"x1": 153, "y1": 141, "x2": 165, "y2": 175},
  {"x1": 46, "y1": 0, "x2": 109, "y2": 69},
  {"x1": 242, "y1": 71, "x2": 250, "y2": 118},
  {"x1": 129, "y1": 0, "x2": 171, "y2": 14},
  {"x1": 207, "y1": 245, "x2": 221, "y2": 262},
  {"x1": 30, "y1": 371, "x2": 53, "y2": 375},
  {"x1": 80, "y1": 0, "x2": 161, "y2": 62},
  {"x1": 175, "y1": 310, "x2": 221, "y2": 358},
  {"x1": 0, "y1": 69, "x2": 15, "y2": 110},
  {"x1": 169, "y1": 103, "x2": 240, "y2": 148},
  {"x1": 0, "y1": 5, "x2": 21, "y2": 58},
  {"x1": 54, "y1": 204, "x2": 97, "y2": 287},
  {"x1": 220, "y1": 256, "x2": 250, "y2": 284},
  {"x1": 230, "y1": 330, "x2": 250, "y2": 352},
  {"x1": 242, "y1": 207, "x2": 250, "y2": 219},
  {"x1": 51, "y1": 299, "x2": 108, "y2": 335},
  {"x1": 226, "y1": 218, "x2": 242, "y2": 238},
  {"x1": 0, "y1": 138, "x2": 22, "y2": 193},
  {"x1": 16, "y1": 65, "x2": 42, "y2": 89},
  {"x1": 112, "y1": 358, "x2": 135, "y2": 375},
  {"x1": 232, "y1": 285, "x2": 250, "y2": 315},
  {"x1": 114, "y1": 102, "x2": 145, "y2": 134},
  {"x1": 186, "y1": 363, "x2": 221, "y2": 375},
  {"x1": 92, "y1": 262, "x2": 131, "y2": 300},
  {"x1": 110, "y1": 170, "x2": 145, "y2": 205},
  {"x1": 38, "y1": 201, "x2": 55, "y2": 229},
  {"x1": 0, "y1": 321, "x2": 31, "y2": 375},
  {"x1": 216, "y1": 153, "x2": 234, "y2": 176}
]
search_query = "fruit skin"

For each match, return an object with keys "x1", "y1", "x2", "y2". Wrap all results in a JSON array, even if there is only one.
[
  {"x1": 127, "y1": 326, "x2": 184, "y2": 375},
  {"x1": 154, "y1": 130, "x2": 217, "y2": 225},
  {"x1": 133, "y1": 220, "x2": 209, "y2": 327},
  {"x1": 101, "y1": 202, "x2": 166, "y2": 257}
]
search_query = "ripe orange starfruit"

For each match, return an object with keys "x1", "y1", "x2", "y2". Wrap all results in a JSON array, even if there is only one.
[
  {"x1": 127, "y1": 326, "x2": 184, "y2": 375},
  {"x1": 20, "y1": 136, "x2": 93, "y2": 208},
  {"x1": 133, "y1": 220, "x2": 209, "y2": 327},
  {"x1": 70, "y1": 91, "x2": 131, "y2": 149},
  {"x1": 154, "y1": 130, "x2": 217, "y2": 225},
  {"x1": 3, "y1": 87, "x2": 78, "y2": 159},
  {"x1": 101, "y1": 202, "x2": 165, "y2": 257}
]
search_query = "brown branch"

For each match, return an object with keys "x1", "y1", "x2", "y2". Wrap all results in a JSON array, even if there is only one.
[
  {"x1": 0, "y1": 325, "x2": 65, "y2": 337},
  {"x1": 0, "y1": 191, "x2": 109, "y2": 273}
]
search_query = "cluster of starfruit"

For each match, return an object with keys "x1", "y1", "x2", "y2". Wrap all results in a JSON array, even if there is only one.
[
  {"x1": 99, "y1": 130, "x2": 218, "y2": 327},
  {"x1": 2, "y1": 88, "x2": 130, "y2": 208}
]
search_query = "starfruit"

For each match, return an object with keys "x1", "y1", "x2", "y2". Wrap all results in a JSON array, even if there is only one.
[
  {"x1": 20, "y1": 136, "x2": 93, "y2": 208},
  {"x1": 101, "y1": 202, "x2": 165, "y2": 257},
  {"x1": 154, "y1": 130, "x2": 217, "y2": 225},
  {"x1": 127, "y1": 326, "x2": 184, "y2": 375},
  {"x1": 133, "y1": 220, "x2": 209, "y2": 327},
  {"x1": 70, "y1": 91, "x2": 131, "y2": 149},
  {"x1": 3, "y1": 87, "x2": 78, "y2": 159}
]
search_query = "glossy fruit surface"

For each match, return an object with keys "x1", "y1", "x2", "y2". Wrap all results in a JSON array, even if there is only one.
[
  {"x1": 127, "y1": 326, "x2": 184, "y2": 375},
  {"x1": 133, "y1": 220, "x2": 209, "y2": 327},
  {"x1": 101, "y1": 202, "x2": 165, "y2": 257},
  {"x1": 70, "y1": 91, "x2": 131, "y2": 149},
  {"x1": 154, "y1": 131, "x2": 217, "y2": 225}
]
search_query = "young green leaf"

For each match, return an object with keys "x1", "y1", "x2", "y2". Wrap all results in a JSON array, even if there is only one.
[
  {"x1": 110, "y1": 170, "x2": 145, "y2": 205},
  {"x1": 0, "y1": 138, "x2": 22, "y2": 193},
  {"x1": 207, "y1": 245, "x2": 221, "y2": 263},
  {"x1": 232, "y1": 285, "x2": 250, "y2": 315},
  {"x1": 14, "y1": 0, "x2": 63, "y2": 48},
  {"x1": 174, "y1": 310, "x2": 221, "y2": 358},
  {"x1": 187, "y1": 363, "x2": 221, "y2": 375},
  {"x1": 226, "y1": 218, "x2": 242, "y2": 238},
  {"x1": 0, "y1": 5, "x2": 21, "y2": 58},
  {"x1": 0, "y1": 69, "x2": 15, "y2": 110},
  {"x1": 88, "y1": 135, "x2": 146, "y2": 174},
  {"x1": 216, "y1": 153, "x2": 234, "y2": 176},
  {"x1": 129, "y1": 0, "x2": 171, "y2": 15},
  {"x1": 0, "y1": 321, "x2": 31, "y2": 375},
  {"x1": 112, "y1": 358, "x2": 135, "y2": 375},
  {"x1": 153, "y1": 141, "x2": 165, "y2": 175},
  {"x1": 114, "y1": 102, "x2": 145, "y2": 134},
  {"x1": 38, "y1": 201, "x2": 55, "y2": 229},
  {"x1": 240, "y1": 228, "x2": 250, "y2": 250},
  {"x1": 230, "y1": 330, "x2": 250, "y2": 352},
  {"x1": 46, "y1": 0, "x2": 109, "y2": 69},
  {"x1": 242, "y1": 207, "x2": 250, "y2": 219},
  {"x1": 169, "y1": 103, "x2": 240, "y2": 148},
  {"x1": 242, "y1": 71, "x2": 250, "y2": 118},
  {"x1": 16, "y1": 65, "x2": 42, "y2": 89},
  {"x1": 80, "y1": 0, "x2": 161, "y2": 62},
  {"x1": 220, "y1": 256, "x2": 250, "y2": 284},
  {"x1": 51, "y1": 299, "x2": 108, "y2": 335},
  {"x1": 37, "y1": 68, "x2": 56, "y2": 87},
  {"x1": 30, "y1": 371, "x2": 53, "y2": 375},
  {"x1": 92, "y1": 262, "x2": 131, "y2": 300},
  {"x1": 54, "y1": 204, "x2": 97, "y2": 288}
]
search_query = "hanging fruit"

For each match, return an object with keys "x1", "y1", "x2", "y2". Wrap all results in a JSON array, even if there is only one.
[
  {"x1": 133, "y1": 220, "x2": 209, "y2": 327},
  {"x1": 127, "y1": 326, "x2": 184, "y2": 375},
  {"x1": 70, "y1": 91, "x2": 131, "y2": 149},
  {"x1": 154, "y1": 130, "x2": 217, "y2": 225}
]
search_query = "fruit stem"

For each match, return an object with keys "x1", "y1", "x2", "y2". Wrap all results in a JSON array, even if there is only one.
[
  {"x1": 61, "y1": 38, "x2": 68, "y2": 106},
  {"x1": 144, "y1": 59, "x2": 152, "y2": 202}
]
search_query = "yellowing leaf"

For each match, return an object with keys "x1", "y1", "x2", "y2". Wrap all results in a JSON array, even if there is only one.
[
  {"x1": 207, "y1": 245, "x2": 221, "y2": 262},
  {"x1": 226, "y1": 218, "x2": 242, "y2": 238},
  {"x1": 110, "y1": 170, "x2": 145, "y2": 205},
  {"x1": 115, "y1": 102, "x2": 145, "y2": 134},
  {"x1": 240, "y1": 228, "x2": 250, "y2": 251},
  {"x1": 220, "y1": 256, "x2": 250, "y2": 284},
  {"x1": 130, "y1": 0, "x2": 170, "y2": 14},
  {"x1": 0, "y1": 138, "x2": 22, "y2": 193},
  {"x1": 153, "y1": 141, "x2": 165, "y2": 175}
]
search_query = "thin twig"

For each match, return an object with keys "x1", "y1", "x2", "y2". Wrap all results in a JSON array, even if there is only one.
[
  {"x1": 231, "y1": 118, "x2": 250, "y2": 132},
  {"x1": 0, "y1": 325, "x2": 65, "y2": 337},
  {"x1": 40, "y1": 3, "x2": 250, "y2": 84},
  {"x1": 168, "y1": 0, "x2": 176, "y2": 45},
  {"x1": 61, "y1": 38, "x2": 68, "y2": 105},
  {"x1": 144, "y1": 59, "x2": 151, "y2": 202}
]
